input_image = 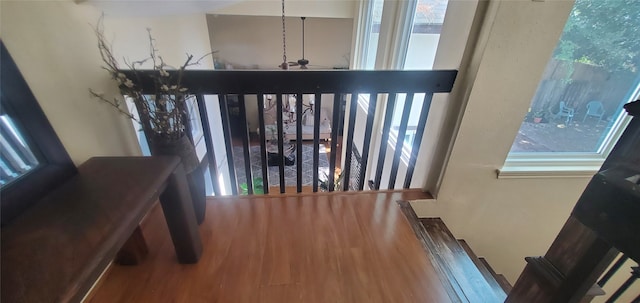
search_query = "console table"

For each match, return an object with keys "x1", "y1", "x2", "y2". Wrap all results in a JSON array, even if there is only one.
[{"x1": 1, "y1": 157, "x2": 202, "y2": 303}]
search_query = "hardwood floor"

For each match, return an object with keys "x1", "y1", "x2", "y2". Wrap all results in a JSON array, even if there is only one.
[{"x1": 87, "y1": 190, "x2": 454, "y2": 303}]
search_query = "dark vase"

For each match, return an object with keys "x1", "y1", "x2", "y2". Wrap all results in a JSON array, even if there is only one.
[{"x1": 149, "y1": 135, "x2": 206, "y2": 224}]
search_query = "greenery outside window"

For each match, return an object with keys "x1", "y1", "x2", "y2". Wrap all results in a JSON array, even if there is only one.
[{"x1": 501, "y1": 0, "x2": 640, "y2": 178}]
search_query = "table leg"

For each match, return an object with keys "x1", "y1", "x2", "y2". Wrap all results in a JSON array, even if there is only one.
[
  {"x1": 115, "y1": 226, "x2": 149, "y2": 265},
  {"x1": 159, "y1": 163, "x2": 203, "y2": 264}
]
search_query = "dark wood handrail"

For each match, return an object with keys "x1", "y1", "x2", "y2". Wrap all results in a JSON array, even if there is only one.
[
  {"x1": 124, "y1": 69, "x2": 458, "y2": 194},
  {"x1": 121, "y1": 70, "x2": 458, "y2": 94}
]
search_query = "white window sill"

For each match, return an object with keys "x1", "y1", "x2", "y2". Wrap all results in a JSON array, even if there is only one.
[
  {"x1": 498, "y1": 112, "x2": 631, "y2": 179},
  {"x1": 497, "y1": 165, "x2": 599, "y2": 179}
]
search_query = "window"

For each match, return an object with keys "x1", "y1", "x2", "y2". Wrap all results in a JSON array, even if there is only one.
[
  {"x1": 361, "y1": 0, "x2": 384, "y2": 70},
  {"x1": 351, "y1": 0, "x2": 463, "y2": 189},
  {"x1": 404, "y1": 0, "x2": 448, "y2": 70},
  {"x1": 356, "y1": 0, "x2": 449, "y2": 149},
  {"x1": 389, "y1": 0, "x2": 449, "y2": 154},
  {"x1": 0, "y1": 114, "x2": 41, "y2": 187},
  {"x1": 388, "y1": 93, "x2": 428, "y2": 161},
  {"x1": 502, "y1": 0, "x2": 640, "y2": 177},
  {"x1": 356, "y1": 0, "x2": 449, "y2": 70}
]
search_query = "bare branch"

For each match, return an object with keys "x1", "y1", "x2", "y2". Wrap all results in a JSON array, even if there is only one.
[
  {"x1": 191, "y1": 50, "x2": 218, "y2": 66},
  {"x1": 89, "y1": 89, "x2": 140, "y2": 123},
  {"x1": 90, "y1": 17, "x2": 215, "y2": 141}
]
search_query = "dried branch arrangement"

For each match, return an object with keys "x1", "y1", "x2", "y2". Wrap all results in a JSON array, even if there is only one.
[{"x1": 90, "y1": 16, "x2": 215, "y2": 143}]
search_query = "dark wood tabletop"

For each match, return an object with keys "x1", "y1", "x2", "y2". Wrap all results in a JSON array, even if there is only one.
[{"x1": 1, "y1": 156, "x2": 202, "y2": 303}]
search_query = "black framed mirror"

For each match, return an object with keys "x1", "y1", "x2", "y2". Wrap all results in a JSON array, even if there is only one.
[{"x1": 0, "y1": 42, "x2": 76, "y2": 225}]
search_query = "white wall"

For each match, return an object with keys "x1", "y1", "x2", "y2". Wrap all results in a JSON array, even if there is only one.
[
  {"x1": 78, "y1": 0, "x2": 238, "y2": 17},
  {"x1": 417, "y1": 0, "x2": 480, "y2": 191},
  {"x1": 0, "y1": 2, "x2": 216, "y2": 166},
  {"x1": 210, "y1": 0, "x2": 355, "y2": 19},
  {"x1": 411, "y1": 0, "x2": 595, "y2": 286},
  {"x1": 206, "y1": 15, "x2": 350, "y2": 131},
  {"x1": 76, "y1": 0, "x2": 354, "y2": 19},
  {"x1": 0, "y1": 1, "x2": 141, "y2": 165},
  {"x1": 103, "y1": 14, "x2": 214, "y2": 70},
  {"x1": 207, "y1": 15, "x2": 352, "y2": 69},
  {"x1": 421, "y1": 0, "x2": 639, "y2": 297}
]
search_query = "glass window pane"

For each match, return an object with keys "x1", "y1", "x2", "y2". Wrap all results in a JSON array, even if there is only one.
[
  {"x1": 404, "y1": 0, "x2": 449, "y2": 70},
  {"x1": 509, "y1": 0, "x2": 640, "y2": 153},
  {"x1": 0, "y1": 115, "x2": 41, "y2": 188},
  {"x1": 363, "y1": 0, "x2": 384, "y2": 70},
  {"x1": 389, "y1": 0, "x2": 449, "y2": 154}
]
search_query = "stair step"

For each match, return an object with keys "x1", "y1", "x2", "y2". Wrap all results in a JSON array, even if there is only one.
[
  {"x1": 458, "y1": 240, "x2": 509, "y2": 295},
  {"x1": 477, "y1": 257, "x2": 513, "y2": 293},
  {"x1": 496, "y1": 274, "x2": 513, "y2": 293},
  {"x1": 420, "y1": 218, "x2": 507, "y2": 302}
]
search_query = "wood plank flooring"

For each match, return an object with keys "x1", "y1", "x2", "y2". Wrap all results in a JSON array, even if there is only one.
[{"x1": 87, "y1": 190, "x2": 454, "y2": 303}]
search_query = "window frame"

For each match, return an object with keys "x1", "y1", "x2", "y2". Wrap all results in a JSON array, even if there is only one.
[
  {"x1": 0, "y1": 42, "x2": 76, "y2": 224},
  {"x1": 499, "y1": 0, "x2": 640, "y2": 179},
  {"x1": 499, "y1": 108, "x2": 633, "y2": 178},
  {"x1": 352, "y1": 0, "x2": 457, "y2": 190}
]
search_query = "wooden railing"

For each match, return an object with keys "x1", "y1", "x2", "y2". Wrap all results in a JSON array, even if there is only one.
[
  {"x1": 125, "y1": 70, "x2": 457, "y2": 195},
  {"x1": 597, "y1": 254, "x2": 639, "y2": 302},
  {"x1": 507, "y1": 101, "x2": 640, "y2": 303}
]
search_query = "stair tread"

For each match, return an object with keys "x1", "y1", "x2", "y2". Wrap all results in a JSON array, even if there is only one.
[
  {"x1": 496, "y1": 274, "x2": 513, "y2": 293},
  {"x1": 477, "y1": 257, "x2": 513, "y2": 293},
  {"x1": 420, "y1": 218, "x2": 507, "y2": 302},
  {"x1": 458, "y1": 240, "x2": 509, "y2": 295}
]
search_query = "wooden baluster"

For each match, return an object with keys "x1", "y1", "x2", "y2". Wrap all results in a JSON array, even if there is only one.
[
  {"x1": 598, "y1": 255, "x2": 629, "y2": 287},
  {"x1": 238, "y1": 94, "x2": 253, "y2": 194},
  {"x1": 196, "y1": 95, "x2": 221, "y2": 196},
  {"x1": 388, "y1": 93, "x2": 413, "y2": 190},
  {"x1": 218, "y1": 94, "x2": 238, "y2": 195},
  {"x1": 604, "y1": 266, "x2": 639, "y2": 303},
  {"x1": 404, "y1": 93, "x2": 433, "y2": 189},
  {"x1": 342, "y1": 93, "x2": 358, "y2": 191},
  {"x1": 328, "y1": 93, "x2": 343, "y2": 192},
  {"x1": 257, "y1": 94, "x2": 270, "y2": 194},
  {"x1": 312, "y1": 93, "x2": 322, "y2": 192},
  {"x1": 374, "y1": 93, "x2": 397, "y2": 190},
  {"x1": 296, "y1": 93, "x2": 303, "y2": 193},
  {"x1": 359, "y1": 93, "x2": 377, "y2": 190},
  {"x1": 276, "y1": 94, "x2": 286, "y2": 193}
]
